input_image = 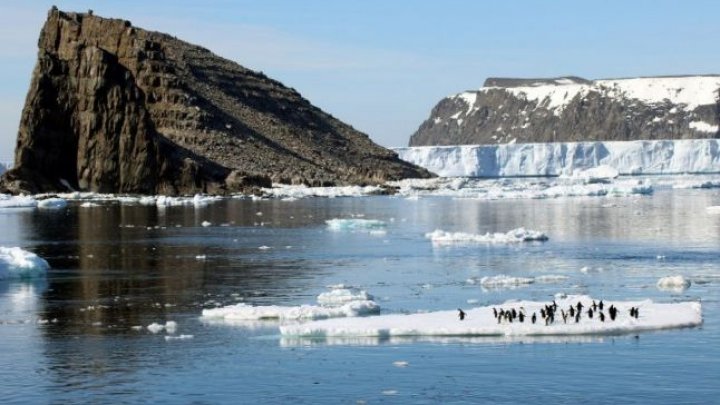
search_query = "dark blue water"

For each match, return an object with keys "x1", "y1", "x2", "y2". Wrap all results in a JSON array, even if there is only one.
[{"x1": 1, "y1": 189, "x2": 719, "y2": 404}]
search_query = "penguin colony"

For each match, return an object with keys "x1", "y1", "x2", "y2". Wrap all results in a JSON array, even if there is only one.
[{"x1": 479, "y1": 299, "x2": 641, "y2": 325}]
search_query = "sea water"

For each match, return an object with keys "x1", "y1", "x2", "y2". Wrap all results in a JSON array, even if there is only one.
[{"x1": 0, "y1": 185, "x2": 719, "y2": 404}]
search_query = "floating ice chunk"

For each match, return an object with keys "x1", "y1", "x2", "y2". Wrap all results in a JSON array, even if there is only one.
[
  {"x1": 258, "y1": 246, "x2": 271, "y2": 250},
  {"x1": 0, "y1": 194, "x2": 38, "y2": 209},
  {"x1": 479, "y1": 275, "x2": 535, "y2": 288},
  {"x1": 534, "y1": 275, "x2": 569, "y2": 283},
  {"x1": 657, "y1": 275, "x2": 691, "y2": 291},
  {"x1": 317, "y1": 285, "x2": 374, "y2": 306},
  {"x1": 80, "y1": 202, "x2": 101, "y2": 208},
  {"x1": 201, "y1": 300, "x2": 380, "y2": 322},
  {"x1": 147, "y1": 321, "x2": 177, "y2": 334},
  {"x1": 195, "y1": 255, "x2": 207, "y2": 260},
  {"x1": 165, "y1": 334, "x2": 194, "y2": 341},
  {"x1": 201, "y1": 221, "x2": 212, "y2": 227},
  {"x1": 393, "y1": 361, "x2": 409, "y2": 368},
  {"x1": 280, "y1": 295, "x2": 702, "y2": 339},
  {"x1": 426, "y1": 228, "x2": 548, "y2": 245},
  {"x1": 37, "y1": 198, "x2": 67, "y2": 209},
  {"x1": 0, "y1": 247, "x2": 50, "y2": 280},
  {"x1": 326, "y1": 219, "x2": 387, "y2": 231}
]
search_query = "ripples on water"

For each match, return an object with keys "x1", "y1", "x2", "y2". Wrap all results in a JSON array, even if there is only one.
[{"x1": 0, "y1": 188, "x2": 719, "y2": 403}]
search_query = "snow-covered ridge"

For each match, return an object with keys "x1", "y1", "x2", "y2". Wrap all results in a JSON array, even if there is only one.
[
  {"x1": 471, "y1": 76, "x2": 720, "y2": 114},
  {"x1": 394, "y1": 139, "x2": 720, "y2": 178}
]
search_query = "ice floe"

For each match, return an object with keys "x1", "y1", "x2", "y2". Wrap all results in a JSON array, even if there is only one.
[
  {"x1": 316, "y1": 285, "x2": 374, "y2": 305},
  {"x1": 280, "y1": 295, "x2": 702, "y2": 339},
  {"x1": 147, "y1": 321, "x2": 178, "y2": 334},
  {"x1": 201, "y1": 300, "x2": 380, "y2": 322},
  {"x1": 0, "y1": 247, "x2": 50, "y2": 280},
  {"x1": 467, "y1": 274, "x2": 567, "y2": 289},
  {"x1": 426, "y1": 228, "x2": 548, "y2": 245},
  {"x1": 657, "y1": 275, "x2": 691, "y2": 292},
  {"x1": 326, "y1": 218, "x2": 387, "y2": 231},
  {"x1": 202, "y1": 285, "x2": 381, "y2": 323}
]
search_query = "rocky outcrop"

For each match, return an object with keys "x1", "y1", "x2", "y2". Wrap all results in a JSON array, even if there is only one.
[
  {"x1": 1, "y1": 8, "x2": 431, "y2": 195},
  {"x1": 410, "y1": 76, "x2": 720, "y2": 146}
]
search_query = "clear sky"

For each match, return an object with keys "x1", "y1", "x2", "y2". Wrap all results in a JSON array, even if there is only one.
[{"x1": 1, "y1": 0, "x2": 719, "y2": 162}]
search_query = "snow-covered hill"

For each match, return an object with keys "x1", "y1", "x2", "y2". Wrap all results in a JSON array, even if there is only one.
[
  {"x1": 410, "y1": 76, "x2": 720, "y2": 146},
  {"x1": 394, "y1": 139, "x2": 720, "y2": 177}
]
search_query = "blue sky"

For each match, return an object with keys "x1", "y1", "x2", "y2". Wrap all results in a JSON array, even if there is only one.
[{"x1": 1, "y1": 0, "x2": 719, "y2": 160}]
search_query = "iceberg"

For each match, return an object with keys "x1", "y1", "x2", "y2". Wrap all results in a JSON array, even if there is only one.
[
  {"x1": 37, "y1": 198, "x2": 68, "y2": 209},
  {"x1": 280, "y1": 295, "x2": 702, "y2": 339},
  {"x1": 0, "y1": 247, "x2": 50, "y2": 280},
  {"x1": 426, "y1": 228, "x2": 548, "y2": 244},
  {"x1": 393, "y1": 139, "x2": 720, "y2": 178}
]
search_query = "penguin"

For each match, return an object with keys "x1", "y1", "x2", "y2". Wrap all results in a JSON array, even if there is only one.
[
  {"x1": 575, "y1": 312, "x2": 581, "y2": 323},
  {"x1": 493, "y1": 308, "x2": 498, "y2": 318},
  {"x1": 561, "y1": 309, "x2": 568, "y2": 323},
  {"x1": 518, "y1": 312, "x2": 525, "y2": 323},
  {"x1": 569, "y1": 306, "x2": 575, "y2": 318},
  {"x1": 629, "y1": 307, "x2": 635, "y2": 318},
  {"x1": 634, "y1": 307, "x2": 639, "y2": 319},
  {"x1": 458, "y1": 308, "x2": 466, "y2": 321},
  {"x1": 609, "y1": 305, "x2": 617, "y2": 321},
  {"x1": 599, "y1": 300, "x2": 604, "y2": 311},
  {"x1": 588, "y1": 308, "x2": 594, "y2": 319},
  {"x1": 540, "y1": 308, "x2": 546, "y2": 319},
  {"x1": 531, "y1": 313, "x2": 537, "y2": 324},
  {"x1": 511, "y1": 308, "x2": 517, "y2": 319},
  {"x1": 592, "y1": 300, "x2": 597, "y2": 311},
  {"x1": 576, "y1": 301, "x2": 584, "y2": 312},
  {"x1": 599, "y1": 312, "x2": 605, "y2": 322}
]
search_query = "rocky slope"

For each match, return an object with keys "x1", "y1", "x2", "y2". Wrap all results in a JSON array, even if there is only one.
[
  {"x1": 1, "y1": 8, "x2": 431, "y2": 195},
  {"x1": 410, "y1": 76, "x2": 720, "y2": 146}
]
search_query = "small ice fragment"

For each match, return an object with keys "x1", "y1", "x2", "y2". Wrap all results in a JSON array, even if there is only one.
[
  {"x1": 392, "y1": 361, "x2": 409, "y2": 368},
  {"x1": 201, "y1": 221, "x2": 212, "y2": 227},
  {"x1": 195, "y1": 255, "x2": 207, "y2": 260},
  {"x1": 258, "y1": 246, "x2": 271, "y2": 250},
  {"x1": 165, "y1": 334, "x2": 194, "y2": 341},
  {"x1": 657, "y1": 275, "x2": 691, "y2": 291}
]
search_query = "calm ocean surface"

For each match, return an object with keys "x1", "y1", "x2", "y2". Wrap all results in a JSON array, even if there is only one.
[{"x1": 1, "y1": 187, "x2": 719, "y2": 404}]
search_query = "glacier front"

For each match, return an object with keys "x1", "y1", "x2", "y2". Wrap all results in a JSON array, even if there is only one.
[{"x1": 393, "y1": 139, "x2": 720, "y2": 177}]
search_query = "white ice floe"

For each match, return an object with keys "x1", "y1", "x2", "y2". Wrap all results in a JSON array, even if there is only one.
[
  {"x1": 37, "y1": 198, "x2": 68, "y2": 210},
  {"x1": 201, "y1": 300, "x2": 380, "y2": 322},
  {"x1": 147, "y1": 321, "x2": 178, "y2": 334},
  {"x1": 316, "y1": 285, "x2": 374, "y2": 306},
  {"x1": 467, "y1": 274, "x2": 567, "y2": 289},
  {"x1": 326, "y1": 218, "x2": 387, "y2": 231},
  {"x1": 426, "y1": 228, "x2": 548, "y2": 245},
  {"x1": 280, "y1": 295, "x2": 702, "y2": 339},
  {"x1": 261, "y1": 184, "x2": 385, "y2": 199},
  {"x1": 657, "y1": 275, "x2": 691, "y2": 291},
  {"x1": 165, "y1": 334, "x2": 194, "y2": 341},
  {"x1": 393, "y1": 139, "x2": 720, "y2": 178},
  {"x1": 79, "y1": 202, "x2": 101, "y2": 208},
  {"x1": 0, "y1": 194, "x2": 38, "y2": 209},
  {"x1": 0, "y1": 247, "x2": 50, "y2": 280},
  {"x1": 201, "y1": 221, "x2": 212, "y2": 227}
]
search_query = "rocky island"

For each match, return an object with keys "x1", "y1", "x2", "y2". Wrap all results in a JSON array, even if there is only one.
[
  {"x1": 0, "y1": 8, "x2": 431, "y2": 195},
  {"x1": 410, "y1": 76, "x2": 720, "y2": 146}
]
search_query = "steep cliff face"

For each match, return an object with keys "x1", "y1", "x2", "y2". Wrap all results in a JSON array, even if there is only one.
[
  {"x1": 1, "y1": 9, "x2": 431, "y2": 195},
  {"x1": 410, "y1": 76, "x2": 720, "y2": 146}
]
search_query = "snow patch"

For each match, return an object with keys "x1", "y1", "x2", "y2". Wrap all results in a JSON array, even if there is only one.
[{"x1": 689, "y1": 121, "x2": 719, "y2": 133}]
